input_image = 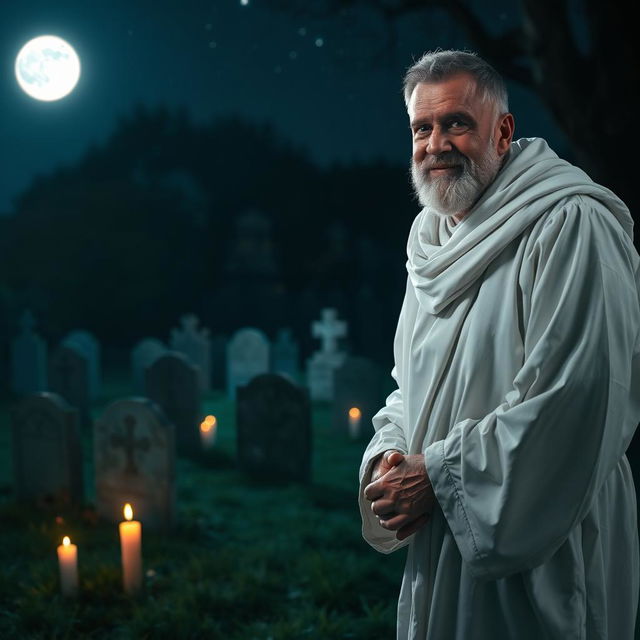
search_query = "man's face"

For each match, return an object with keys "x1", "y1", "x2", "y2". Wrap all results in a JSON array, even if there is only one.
[{"x1": 408, "y1": 73, "x2": 510, "y2": 219}]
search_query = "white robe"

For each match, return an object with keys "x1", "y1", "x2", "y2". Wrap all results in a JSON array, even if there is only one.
[{"x1": 359, "y1": 138, "x2": 640, "y2": 640}]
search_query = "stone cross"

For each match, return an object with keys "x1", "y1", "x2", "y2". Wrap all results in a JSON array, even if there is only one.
[
  {"x1": 312, "y1": 308, "x2": 347, "y2": 354},
  {"x1": 109, "y1": 415, "x2": 151, "y2": 475}
]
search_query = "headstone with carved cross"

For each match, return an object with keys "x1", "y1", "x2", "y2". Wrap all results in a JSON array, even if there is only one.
[
  {"x1": 237, "y1": 374, "x2": 311, "y2": 483},
  {"x1": 94, "y1": 397, "x2": 175, "y2": 530},
  {"x1": 11, "y1": 309, "x2": 48, "y2": 394},
  {"x1": 144, "y1": 352, "x2": 201, "y2": 456},
  {"x1": 48, "y1": 344, "x2": 91, "y2": 428},
  {"x1": 170, "y1": 314, "x2": 212, "y2": 393},
  {"x1": 11, "y1": 392, "x2": 83, "y2": 507},
  {"x1": 131, "y1": 338, "x2": 168, "y2": 393},
  {"x1": 306, "y1": 308, "x2": 347, "y2": 402},
  {"x1": 226, "y1": 328, "x2": 270, "y2": 399}
]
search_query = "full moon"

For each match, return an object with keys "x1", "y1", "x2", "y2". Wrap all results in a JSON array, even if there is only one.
[{"x1": 15, "y1": 35, "x2": 81, "y2": 101}]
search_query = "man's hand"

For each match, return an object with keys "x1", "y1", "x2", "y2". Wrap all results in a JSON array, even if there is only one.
[{"x1": 364, "y1": 452, "x2": 436, "y2": 541}]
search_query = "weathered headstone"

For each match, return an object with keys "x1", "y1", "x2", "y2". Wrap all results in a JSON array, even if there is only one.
[
  {"x1": 11, "y1": 392, "x2": 83, "y2": 506},
  {"x1": 226, "y1": 328, "x2": 270, "y2": 398},
  {"x1": 94, "y1": 397, "x2": 175, "y2": 530},
  {"x1": 306, "y1": 308, "x2": 347, "y2": 402},
  {"x1": 237, "y1": 374, "x2": 311, "y2": 482},
  {"x1": 131, "y1": 338, "x2": 168, "y2": 393},
  {"x1": 10, "y1": 310, "x2": 47, "y2": 394},
  {"x1": 331, "y1": 356, "x2": 386, "y2": 439},
  {"x1": 144, "y1": 352, "x2": 201, "y2": 456},
  {"x1": 170, "y1": 314, "x2": 211, "y2": 393},
  {"x1": 63, "y1": 330, "x2": 101, "y2": 399},
  {"x1": 48, "y1": 344, "x2": 91, "y2": 428},
  {"x1": 271, "y1": 328, "x2": 300, "y2": 383}
]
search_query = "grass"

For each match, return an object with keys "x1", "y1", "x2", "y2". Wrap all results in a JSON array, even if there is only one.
[{"x1": 0, "y1": 372, "x2": 405, "y2": 639}]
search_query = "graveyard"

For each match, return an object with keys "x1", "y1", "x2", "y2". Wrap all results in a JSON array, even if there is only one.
[{"x1": 0, "y1": 310, "x2": 404, "y2": 639}]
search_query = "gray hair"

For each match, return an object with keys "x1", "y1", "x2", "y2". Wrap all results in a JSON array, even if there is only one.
[{"x1": 403, "y1": 49, "x2": 509, "y2": 114}]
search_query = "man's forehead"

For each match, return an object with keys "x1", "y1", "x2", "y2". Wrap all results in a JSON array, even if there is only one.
[{"x1": 408, "y1": 74, "x2": 481, "y2": 117}]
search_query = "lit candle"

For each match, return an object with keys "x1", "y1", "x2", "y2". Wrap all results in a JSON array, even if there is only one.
[
  {"x1": 57, "y1": 536, "x2": 78, "y2": 597},
  {"x1": 200, "y1": 415, "x2": 217, "y2": 449},
  {"x1": 119, "y1": 503, "x2": 142, "y2": 595},
  {"x1": 348, "y1": 407, "x2": 362, "y2": 439}
]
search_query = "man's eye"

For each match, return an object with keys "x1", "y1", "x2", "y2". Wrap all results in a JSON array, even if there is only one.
[{"x1": 448, "y1": 121, "x2": 468, "y2": 130}]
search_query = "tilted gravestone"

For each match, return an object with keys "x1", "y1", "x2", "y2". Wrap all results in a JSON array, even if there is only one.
[
  {"x1": 48, "y1": 344, "x2": 91, "y2": 428},
  {"x1": 331, "y1": 356, "x2": 386, "y2": 440},
  {"x1": 306, "y1": 308, "x2": 347, "y2": 402},
  {"x1": 170, "y1": 314, "x2": 212, "y2": 393},
  {"x1": 11, "y1": 392, "x2": 83, "y2": 507},
  {"x1": 63, "y1": 330, "x2": 101, "y2": 400},
  {"x1": 144, "y1": 352, "x2": 201, "y2": 456},
  {"x1": 11, "y1": 309, "x2": 47, "y2": 394},
  {"x1": 236, "y1": 374, "x2": 311, "y2": 483},
  {"x1": 94, "y1": 397, "x2": 175, "y2": 531},
  {"x1": 271, "y1": 328, "x2": 300, "y2": 383},
  {"x1": 131, "y1": 338, "x2": 168, "y2": 394},
  {"x1": 226, "y1": 328, "x2": 270, "y2": 399}
]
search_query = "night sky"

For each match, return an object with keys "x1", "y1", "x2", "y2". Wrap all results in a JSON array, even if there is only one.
[{"x1": 0, "y1": 0, "x2": 568, "y2": 215}]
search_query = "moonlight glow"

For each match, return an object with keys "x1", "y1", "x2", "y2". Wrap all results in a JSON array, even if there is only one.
[{"x1": 15, "y1": 35, "x2": 81, "y2": 101}]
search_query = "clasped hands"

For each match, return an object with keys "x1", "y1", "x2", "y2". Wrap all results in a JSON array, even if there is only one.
[{"x1": 364, "y1": 450, "x2": 436, "y2": 541}]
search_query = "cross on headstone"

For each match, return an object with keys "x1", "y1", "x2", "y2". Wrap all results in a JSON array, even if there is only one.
[
  {"x1": 312, "y1": 308, "x2": 347, "y2": 354},
  {"x1": 110, "y1": 414, "x2": 150, "y2": 475}
]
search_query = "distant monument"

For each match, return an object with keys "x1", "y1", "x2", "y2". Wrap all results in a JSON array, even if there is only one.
[{"x1": 306, "y1": 308, "x2": 347, "y2": 402}]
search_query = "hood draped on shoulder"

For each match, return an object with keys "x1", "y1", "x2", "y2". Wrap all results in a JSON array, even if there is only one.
[{"x1": 407, "y1": 137, "x2": 633, "y2": 314}]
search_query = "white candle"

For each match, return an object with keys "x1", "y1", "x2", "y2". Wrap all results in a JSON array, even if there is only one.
[
  {"x1": 200, "y1": 415, "x2": 217, "y2": 449},
  {"x1": 348, "y1": 407, "x2": 362, "y2": 439},
  {"x1": 57, "y1": 536, "x2": 78, "y2": 597},
  {"x1": 119, "y1": 503, "x2": 142, "y2": 595}
]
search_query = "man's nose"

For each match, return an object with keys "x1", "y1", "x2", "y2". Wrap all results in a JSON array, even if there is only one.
[{"x1": 426, "y1": 127, "x2": 452, "y2": 155}]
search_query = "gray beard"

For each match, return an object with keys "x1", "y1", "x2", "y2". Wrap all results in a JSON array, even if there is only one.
[{"x1": 410, "y1": 145, "x2": 502, "y2": 218}]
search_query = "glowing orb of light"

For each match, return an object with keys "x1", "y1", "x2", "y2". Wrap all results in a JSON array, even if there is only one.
[{"x1": 15, "y1": 35, "x2": 81, "y2": 101}]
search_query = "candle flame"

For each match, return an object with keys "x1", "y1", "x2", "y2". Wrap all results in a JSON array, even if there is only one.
[
  {"x1": 349, "y1": 407, "x2": 362, "y2": 419},
  {"x1": 63, "y1": 536, "x2": 71, "y2": 546},
  {"x1": 124, "y1": 503, "x2": 133, "y2": 521},
  {"x1": 204, "y1": 415, "x2": 217, "y2": 427},
  {"x1": 200, "y1": 421, "x2": 211, "y2": 433}
]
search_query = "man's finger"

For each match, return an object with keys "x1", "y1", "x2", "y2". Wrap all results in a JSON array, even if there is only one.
[
  {"x1": 378, "y1": 513, "x2": 414, "y2": 531},
  {"x1": 371, "y1": 498, "x2": 396, "y2": 517},
  {"x1": 364, "y1": 480, "x2": 382, "y2": 502}
]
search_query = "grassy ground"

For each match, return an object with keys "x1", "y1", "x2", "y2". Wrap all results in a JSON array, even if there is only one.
[{"x1": 0, "y1": 373, "x2": 405, "y2": 639}]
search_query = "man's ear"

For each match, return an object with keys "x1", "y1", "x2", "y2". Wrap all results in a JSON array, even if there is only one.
[{"x1": 496, "y1": 113, "x2": 515, "y2": 156}]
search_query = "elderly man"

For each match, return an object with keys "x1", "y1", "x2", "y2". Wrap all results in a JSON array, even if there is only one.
[{"x1": 360, "y1": 49, "x2": 640, "y2": 639}]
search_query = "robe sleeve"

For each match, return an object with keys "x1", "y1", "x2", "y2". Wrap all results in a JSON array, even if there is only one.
[
  {"x1": 424, "y1": 196, "x2": 640, "y2": 580},
  {"x1": 358, "y1": 281, "x2": 412, "y2": 553}
]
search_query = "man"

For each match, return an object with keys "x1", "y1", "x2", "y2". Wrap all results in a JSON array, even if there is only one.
[{"x1": 359, "y1": 49, "x2": 640, "y2": 639}]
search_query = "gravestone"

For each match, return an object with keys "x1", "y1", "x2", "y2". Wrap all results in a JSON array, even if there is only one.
[
  {"x1": 131, "y1": 338, "x2": 168, "y2": 394},
  {"x1": 331, "y1": 356, "x2": 386, "y2": 440},
  {"x1": 226, "y1": 328, "x2": 270, "y2": 398},
  {"x1": 94, "y1": 397, "x2": 175, "y2": 530},
  {"x1": 237, "y1": 374, "x2": 311, "y2": 483},
  {"x1": 306, "y1": 308, "x2": 347, "y2": 402},
  {"x1": 10, "y1": 310, "x2": 47, "y2": 394},
  {"x1": 144, "y1": 352, "x2": 201, "y2": 456},
  {"x1": 271, "y1": 328, "x2": 300, "y2": 383},
  {"x1": 170, "y1": 314, "x2": 211, "y2": 393},
  {"x1": 63, "y1": 330, "x2": 101, "y2": 399},
  {"x1": 48, "y1": 344, "x2": 91, "y2": 428},
  {"x1": 11, "y1": 392, "x2": 83, "y2": 507},
  {"x1": 210, "y1": 334, "x2": 227, "y2": 391}
]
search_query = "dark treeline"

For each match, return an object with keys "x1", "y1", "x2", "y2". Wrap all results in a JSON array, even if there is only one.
[{"x1": 0, "y1": 107, "x2": 417, "y2": 369}]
